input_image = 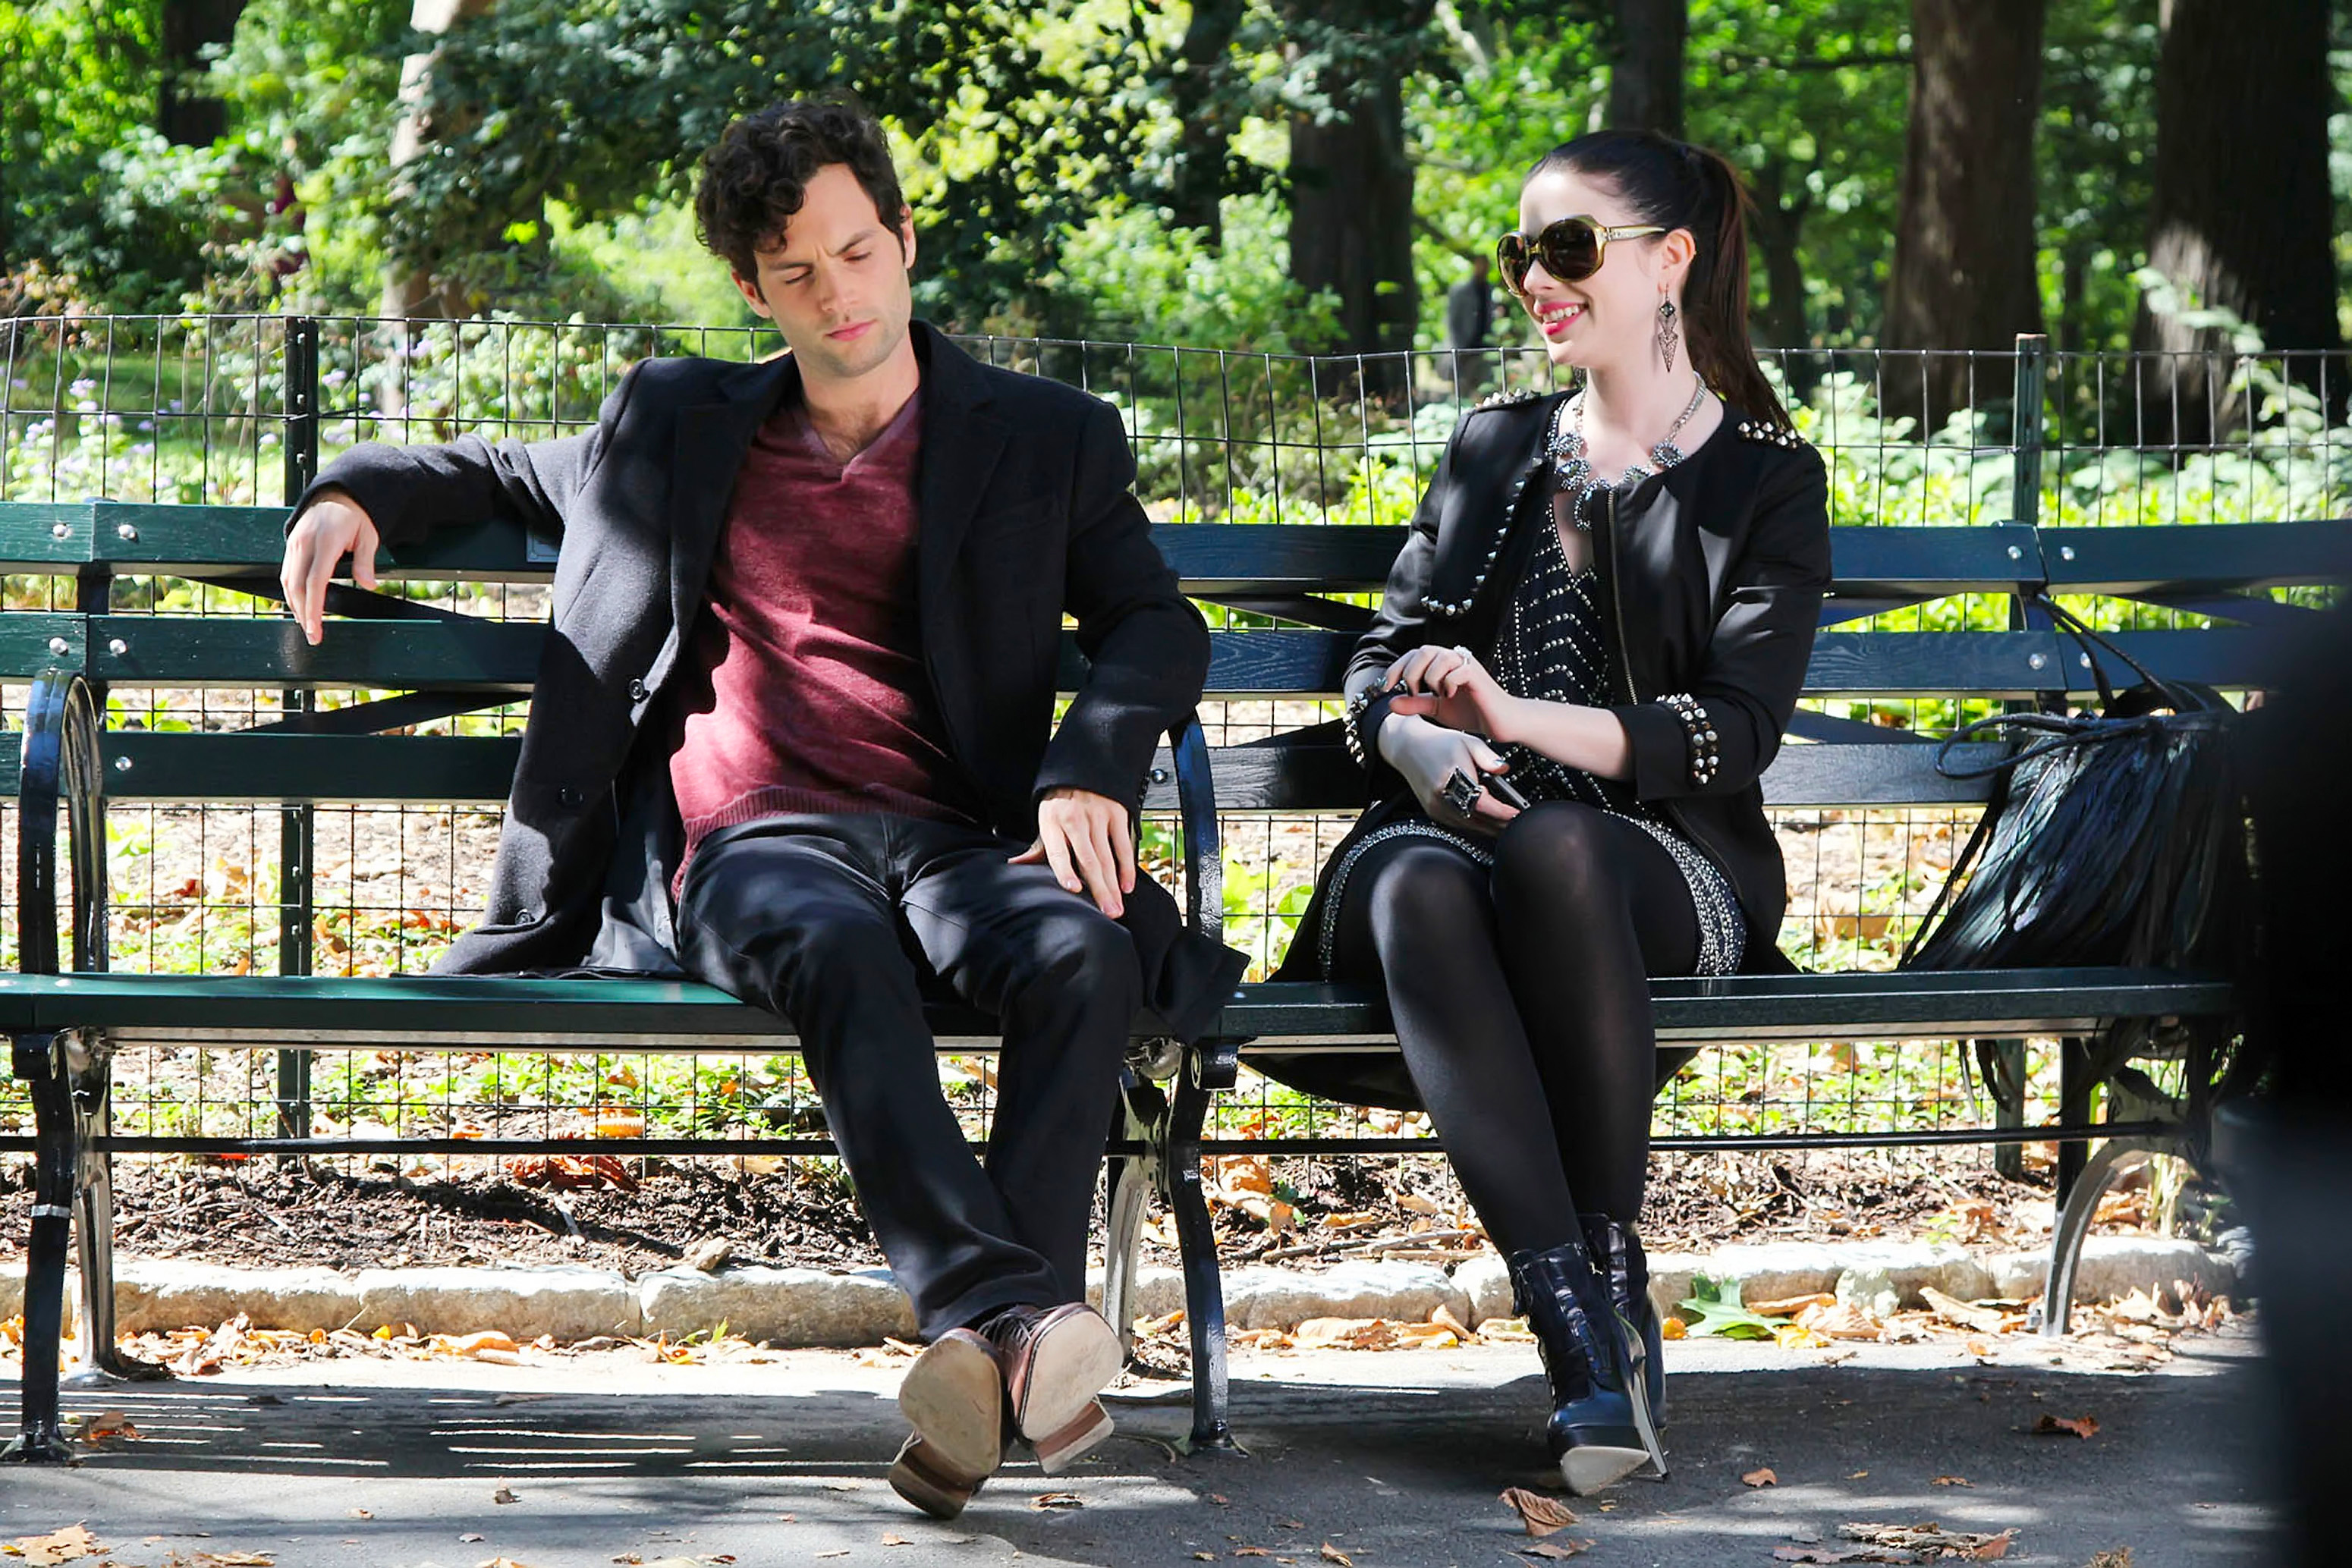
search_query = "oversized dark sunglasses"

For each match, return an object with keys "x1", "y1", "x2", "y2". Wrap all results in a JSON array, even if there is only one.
[{"x1": 1495, "y1": 215, "x2": 1666, "y2": 293}]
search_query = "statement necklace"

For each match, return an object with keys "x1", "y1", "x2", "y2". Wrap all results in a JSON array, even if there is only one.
[{"x1": 1546, "y1": 375, "x2": 1708, "y2": 526}]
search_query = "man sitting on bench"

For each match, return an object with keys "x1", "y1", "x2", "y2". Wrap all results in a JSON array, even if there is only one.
[{"x1": 278, "y1": 93, "x2": 1244, "y2": 1520}]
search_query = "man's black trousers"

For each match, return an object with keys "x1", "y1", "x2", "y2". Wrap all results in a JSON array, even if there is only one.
[{"x1": 674, "y1": 812, "x2": 1140, "y2": 1340}]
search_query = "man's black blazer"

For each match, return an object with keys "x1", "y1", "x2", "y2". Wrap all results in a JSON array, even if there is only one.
[{"x1": 298, "y1": 324, "x2": 1244, "y2": 1039}]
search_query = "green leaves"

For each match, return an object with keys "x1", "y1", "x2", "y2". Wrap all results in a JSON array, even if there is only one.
[{"x1": 1676, "y1": 1274, "x2": 1780, "y2": 1339}]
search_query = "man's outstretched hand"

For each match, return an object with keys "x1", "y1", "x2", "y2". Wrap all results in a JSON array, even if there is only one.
[
  {"x1": 279, "y1": 488, "x2": 381, "y2": 646},
  {"x1": 1015, "y1": 787, "x2": 1137, "y2": 919}
]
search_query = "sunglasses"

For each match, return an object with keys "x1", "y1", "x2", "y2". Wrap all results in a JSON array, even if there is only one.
[{"x1": 1495, "y1": 215, "x2": 1667, "y2": 294}]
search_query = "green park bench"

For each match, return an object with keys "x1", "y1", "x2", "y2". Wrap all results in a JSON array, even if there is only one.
[{"x1": 0, "y1": 471, "x2": 2315, "y2": 1464}]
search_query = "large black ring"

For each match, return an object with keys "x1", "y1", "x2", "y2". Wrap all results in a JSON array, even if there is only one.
[{"x1": 1442, "y1": 768, "x2": 1483, "y2": 816}]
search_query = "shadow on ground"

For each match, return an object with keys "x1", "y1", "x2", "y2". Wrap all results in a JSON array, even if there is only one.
[{"x1": 0, "y1": 1340, "x2": 2282, "y2": 1567}]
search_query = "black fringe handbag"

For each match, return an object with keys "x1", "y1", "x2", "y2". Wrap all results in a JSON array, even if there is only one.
[{"x1": 1902, "y1": 599, "x2": 2244, "y2": 977}]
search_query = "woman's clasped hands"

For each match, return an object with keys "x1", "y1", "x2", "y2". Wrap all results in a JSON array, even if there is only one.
[{"x1": 1376, "y1": 644, "x2": 1526, "y2": 833}]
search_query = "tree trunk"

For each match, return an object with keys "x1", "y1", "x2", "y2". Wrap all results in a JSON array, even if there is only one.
[
  {"x1": 1882, "y1": 0, "x2": 2046, "y2": 428},
  {"x1": 1747, "y1": 156, "x2": 1813, "y2": 395},
  {"x1": 1166, "y1": 0, "x2": 1244, "y2": 244},
  {"x1": 381, "y1": 0, "x2": 499, "y2": 323},
  {"x1": 1288, "y1": 9, "x2": 1426, "y2": 394},
  {"x1": 1606, "y1": 0, "x2": 1686, "y2": 136},
  {"x1": 159, "y1": 0, "x2": 247, "y2": 146},
  {"x1": 2137, "y1": 0, "x2": 2343, "y2": 438}
]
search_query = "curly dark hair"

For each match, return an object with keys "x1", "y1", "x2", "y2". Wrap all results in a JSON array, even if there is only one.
[{"x1": 694, "y1": 96, "x2": 907, "y2": 281}]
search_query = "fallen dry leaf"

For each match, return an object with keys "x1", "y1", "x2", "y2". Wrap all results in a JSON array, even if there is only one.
[
  {"x1": 77, "y1": 1410, "x2": 140, "y2": 1444},
  {"x1": 1744, "y1": 1467, "x2": 1778, "y2": 1487},
  {"x1": 1931, "y1": 1475, "x2": 1972, "y2": 1488},
  {"x1": 1499, "y1": 1488, "x2": 1580, "y2": 1538},
  {"x1": 2034, "y1": 1414, "x2": 2099, "y2": 1439},
  {"x1": 492, "y1": 1487, "x2": 518, "y2": 1504},
  {"x1": 444, "y1": 1331, "x2": 521, "y2": 1362},
  {"x1": 1431, "y1": 1302, "x2": 1476, "y2": 1340},
  {"x1": 1797, "y1": 1301, "x2": 1886, "y2": 1341},
  {"x1": 1294, "y1": 1317, "x2": 1401, "y2": 1351},
  {"x1": 1921, "y1": 1287, "x2": 2013, "y2": 1336},
  {"x1": 2085, "y1": 1551, "x2": 2133, "y2": 1568},
  {"x1": 1837, "y1": 1522, "x2": 2016, "y2": 1560},
  {"x1": 881, "y1": 1534, "x2": 910, "y2": 1547},
  {"x1": 1033, "y1": 1492, "x2": 1083, "y2": 1510},
  {"x1": 6, "y1": 1525, "x2": 103, "y2": 1566},
  {"x1": 1319, "y1": 1546, "x2": 1352, "y2": 1566},
  {"x1": 1520, "y1": 1541, "x2": 1595, "y2": 1560},
  {"x1": 1750, "y1": 1292, "x2": 1838, "y2": 1318}
]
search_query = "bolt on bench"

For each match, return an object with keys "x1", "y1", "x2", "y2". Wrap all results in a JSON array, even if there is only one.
[{"x1": 0, "y1": 487, "x2": 2308, "y2": 1463}]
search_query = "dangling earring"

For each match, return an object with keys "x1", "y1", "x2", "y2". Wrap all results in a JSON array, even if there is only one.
[{"x1": 1656, "y1": 298, "x2": 1680, "y2": 373}]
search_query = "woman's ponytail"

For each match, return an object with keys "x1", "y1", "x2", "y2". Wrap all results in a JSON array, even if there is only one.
[
  {"x1": 1530, "y1": 131, "x2": 1791, "y2": 427},
  {"x1": 1684, "y1": 148, "x2": 1788, "y2": 426}
]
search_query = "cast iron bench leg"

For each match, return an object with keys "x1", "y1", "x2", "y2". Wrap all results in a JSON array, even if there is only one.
[
  {"x1": 2037, "y1": 1065, "x2": 2190, "y2": 1338},
  {"x1": 1166, "y1": 1038, "x2": 1240, "y2": 1453},
  {"x1": 62, "y1": 1032, "x2": 168, "y2": 1388},
  {"x1": 5, "y1": 1033, "x2": 76, "y2": 1463},
  {"x1": 1101, "y1": 1065, "x2": 1168, "y2": 1353}
]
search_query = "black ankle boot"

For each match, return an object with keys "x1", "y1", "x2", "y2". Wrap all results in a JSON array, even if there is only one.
[
  {"x1": 1580, "y1": 1212, "x2": 1665, "y2": 1427},
  {"x1": 1508, "y1": 1236, "x2": 1668, "y2": 1494}
]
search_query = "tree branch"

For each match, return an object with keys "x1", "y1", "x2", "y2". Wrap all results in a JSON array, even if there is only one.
[{"x1": 1706, "y1": 50, "x2": 1912, "y2": 73}]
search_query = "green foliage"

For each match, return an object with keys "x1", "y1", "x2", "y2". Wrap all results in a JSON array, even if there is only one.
[
  {"x1": 11, "y1": 0, "x2": 2348, "y2": 359},
  {"x1": 1052, "y1": 193, "x2": 1339, "y2": 353}
]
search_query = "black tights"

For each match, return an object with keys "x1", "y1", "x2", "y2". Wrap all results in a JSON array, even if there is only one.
[{"x1": 1331, "y1": 801, "x2": 1700, "y2": 1256}]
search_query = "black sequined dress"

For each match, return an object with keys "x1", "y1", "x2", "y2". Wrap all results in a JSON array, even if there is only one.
[{"x1": 1312, "y1": 485, "x2": 1747, "y2": 979}]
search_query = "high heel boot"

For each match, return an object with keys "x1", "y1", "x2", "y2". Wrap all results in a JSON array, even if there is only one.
[
  {"x1": 1580, "y1": 1211, "x2": 1665, "y2": 1432},
  {"x1": 1508, "y1": 1235, "x2": 1668, "y2": 1494}
]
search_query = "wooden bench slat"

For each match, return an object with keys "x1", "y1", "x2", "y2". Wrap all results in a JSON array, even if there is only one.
[
  {"x1": 1230, "y1": 972, "x2": 2233, "y2": 1045},
  {"x1": 3, "y1": 506, "x2": 2058, "y2": 587},
  {"x1": 0, "y1": 967, "x2": 2233, "y2": 1048},
  {"x1": 52, "y1": 622, "x2": 2278, "y2": 697},
  {"x1": 2042, "y1": 520, "x2": 2352, "y2": 593},
  {"x1": 87, "y1": 614, "x2": 542, "y2": 690},
  {"x1": 0, "y1": 734, "x2": 2003, "y2": 809}
]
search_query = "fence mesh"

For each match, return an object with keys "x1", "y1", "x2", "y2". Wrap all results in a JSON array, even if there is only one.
[{"x1": 2, "y1": 316, "x2": 2332, "y2": 1250}]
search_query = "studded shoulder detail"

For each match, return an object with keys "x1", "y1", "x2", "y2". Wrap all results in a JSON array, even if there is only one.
[
  {"x1": 1735, "y1": 416, "x2": 1807, "y2": 449},
  {"x1": 1470, "y1": 387, "x2": 1542, "y2": 413}
]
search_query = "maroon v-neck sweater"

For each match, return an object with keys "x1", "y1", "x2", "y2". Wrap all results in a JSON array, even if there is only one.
[{"x1": 668, "y1": 392, "x2": 976, "y2": 879}]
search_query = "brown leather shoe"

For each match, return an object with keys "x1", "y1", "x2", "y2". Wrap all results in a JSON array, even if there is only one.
[
  {"x1": 888, "y1": 1329, "x2": 1002, "y2": 1519},
  {"x1": 979, "y1": 1303, "x2": 1121, "y2": 1475}
]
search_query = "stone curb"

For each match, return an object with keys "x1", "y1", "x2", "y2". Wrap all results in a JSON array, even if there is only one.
[{"x1": 0, "y1": 1236, "x2": 2241, "y2": 1346}]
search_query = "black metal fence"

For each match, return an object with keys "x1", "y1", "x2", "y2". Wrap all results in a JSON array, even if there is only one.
[{"x1": 0, "y1": 315, "x2": 2338, "y2": 1183}]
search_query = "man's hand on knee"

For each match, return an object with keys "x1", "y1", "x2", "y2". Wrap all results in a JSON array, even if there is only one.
[{"x1": 1014, "y1": 788, "x2": 1136, "y2": 919}]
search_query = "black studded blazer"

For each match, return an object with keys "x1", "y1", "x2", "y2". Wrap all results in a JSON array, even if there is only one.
[{"x1": 1270, "y1": 391, "x2": 1831, "y2": 1023}]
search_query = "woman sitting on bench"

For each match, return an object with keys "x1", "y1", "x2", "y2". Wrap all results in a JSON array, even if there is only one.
[{"x1": 1272, "y1": 130, "x2": 1831, "y2": 1494}]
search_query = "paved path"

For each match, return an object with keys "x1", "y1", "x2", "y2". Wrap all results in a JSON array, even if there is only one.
[{"x1": 1, "y1": 1331, "x2": 2279, "y2": 1566}]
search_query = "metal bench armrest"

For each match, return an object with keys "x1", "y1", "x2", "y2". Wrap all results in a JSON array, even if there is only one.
[
  {"x1": 17, "y1": 670, "x2": 106, "y2": 978},
  {"x1": 1168, "y1": 709, "x2": 1221, "y2": 945}
]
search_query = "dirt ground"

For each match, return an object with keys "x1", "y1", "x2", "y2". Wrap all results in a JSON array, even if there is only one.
[{"x1": 0, "y1": 1142, "x2": 2165, "y2": 1280}]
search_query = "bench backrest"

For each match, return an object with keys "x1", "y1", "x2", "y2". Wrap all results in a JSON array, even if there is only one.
[{"x1": 0, "y1": 501, "x2": 2332, "y2": 815}]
